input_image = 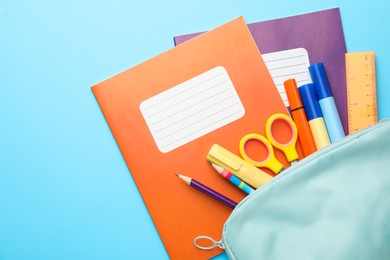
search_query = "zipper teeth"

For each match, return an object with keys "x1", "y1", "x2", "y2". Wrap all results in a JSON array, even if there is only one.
[{"x1": 222, "y1": 120, "x2": 389, "y2": 248}]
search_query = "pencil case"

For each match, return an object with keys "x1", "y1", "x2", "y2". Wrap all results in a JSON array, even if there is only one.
[{"x1": 196, "y1": 119, "x2": 390, "y2": 259}]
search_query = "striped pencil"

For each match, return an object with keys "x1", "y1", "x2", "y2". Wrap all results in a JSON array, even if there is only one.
[{"x1": 210, "y1": 163, "x2": 254, "y2": 195}]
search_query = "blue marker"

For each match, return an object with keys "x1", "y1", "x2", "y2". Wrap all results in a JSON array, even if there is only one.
[
  {"x1": 309, "y1": 63, "x2": 345, "y2": 143},
  {"x1": 299, "y1": 83, "x2": 331, "y2": 149}
]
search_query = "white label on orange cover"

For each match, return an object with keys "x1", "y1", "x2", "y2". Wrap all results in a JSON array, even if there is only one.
[
  {"x1": 262, "y1": 48, "x2": 312, "y2": 108},
  {"x1": 140, "y1": 66, "x2": 245, "y2": 153}
]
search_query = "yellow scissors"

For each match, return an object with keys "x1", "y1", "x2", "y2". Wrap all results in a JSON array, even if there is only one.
[{"x1": 239, "y1": 113, "x2": 299, "y2": 174}]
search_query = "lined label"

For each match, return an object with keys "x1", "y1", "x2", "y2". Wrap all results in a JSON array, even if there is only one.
[{"x1": 140, "y1": 66, "x2": 245, "y2": 153}]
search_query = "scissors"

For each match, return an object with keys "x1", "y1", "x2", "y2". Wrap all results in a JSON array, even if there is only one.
[{"x1": 239, "y1": 113, "x2": 299, "y2": 174}]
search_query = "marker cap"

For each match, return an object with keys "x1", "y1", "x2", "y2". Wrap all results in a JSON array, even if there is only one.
[
  {"x1": 309, "y1": 63, "x2": 332, "y2": 100},
  {"x1": 299, "y1": 83, "x2": 323, "y2": 120},
  {"x1": 284, "y1": 79, "x2": 302, "y2": 111}
]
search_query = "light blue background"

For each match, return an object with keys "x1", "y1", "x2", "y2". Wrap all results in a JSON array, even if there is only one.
[{"x1": 1, "y1": 1, "x2": 389, "y2": 259}]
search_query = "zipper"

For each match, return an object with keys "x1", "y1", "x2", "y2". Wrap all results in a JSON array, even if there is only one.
[
  {"x1": 194, "y1": 236, "x2": 225, "y2": 250},
  {"x1": 193, "y1": 120, "x2": 389, "y2": 257},
  {"x1": 220, "y1": 120, "x2": 389, "y2": 257}
]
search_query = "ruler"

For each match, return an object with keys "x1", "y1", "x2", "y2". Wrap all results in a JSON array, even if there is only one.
[{"x1": 345, "y1": 52, "x2": 378, "y2": 134}]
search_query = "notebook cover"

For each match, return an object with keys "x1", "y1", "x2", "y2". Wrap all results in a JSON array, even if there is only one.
[
  {"x1": 92, "y1": 17, "x2": 300, "y2": 259},
  {"x1": 174, "y1": 8, "x2": 348, "y2": 134}
]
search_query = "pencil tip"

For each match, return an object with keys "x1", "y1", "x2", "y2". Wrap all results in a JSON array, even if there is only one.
[
  {"x1": 175, "y1": 173, "x2": 179, "y2": 177},
  {"x1": 210, "y1": 163, "x2": 223, "y2": 173}
]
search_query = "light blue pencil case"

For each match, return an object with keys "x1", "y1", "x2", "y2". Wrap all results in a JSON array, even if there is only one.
[{"x1": 195, "y1": 120, "x2": 390, "y2": 259}]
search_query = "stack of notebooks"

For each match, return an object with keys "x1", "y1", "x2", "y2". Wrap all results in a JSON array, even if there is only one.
[{"x1": 92, "y1": 8, "x2": 347, "y2": 259}]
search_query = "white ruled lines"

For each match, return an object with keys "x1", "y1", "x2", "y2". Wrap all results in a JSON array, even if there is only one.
[
  {"x1": 140, "y1": 66, "x2": 245, "y2": 153},
  {"x1": 262, "y1": 48, "x2": 312, "y2": 108}
]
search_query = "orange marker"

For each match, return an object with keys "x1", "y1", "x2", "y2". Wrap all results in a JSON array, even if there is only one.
[{"x1": 284, "y1": 79, "x2": 317, "y2": 157}]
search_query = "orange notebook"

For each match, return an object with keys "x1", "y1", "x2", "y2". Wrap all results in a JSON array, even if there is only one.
[{"x1": 92, "y1": 17, "x2": 299, "y2": 259}]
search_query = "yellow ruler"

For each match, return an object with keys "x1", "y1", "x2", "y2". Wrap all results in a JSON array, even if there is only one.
[{"x1": 345, "y1": 51, "x2": 378, "y2": 134}]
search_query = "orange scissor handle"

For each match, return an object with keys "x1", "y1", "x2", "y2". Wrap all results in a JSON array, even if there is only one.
[
  {"x1": 239, "y1": 133, "x2": 284, "y2": 174},
  {"x1": 265, "y1": 113, "x2": 299, "y2": 162}
]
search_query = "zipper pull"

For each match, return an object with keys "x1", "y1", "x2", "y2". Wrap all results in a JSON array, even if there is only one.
[{"x1": 194, "y1": 236, "x2": 225, "y2": 250}]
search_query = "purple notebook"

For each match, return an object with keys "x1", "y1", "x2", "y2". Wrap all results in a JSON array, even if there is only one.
[{"x1": 174, "y1": 8, "x2": 348, "y2": 133}]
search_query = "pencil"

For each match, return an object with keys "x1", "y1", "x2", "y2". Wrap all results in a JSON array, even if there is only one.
[
  {"x1": 210, "y1": 163, "x2": 254, "y2": 195},
  {"x1": 175, "y1": 174, "x2": 238, "y2": 209}
]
